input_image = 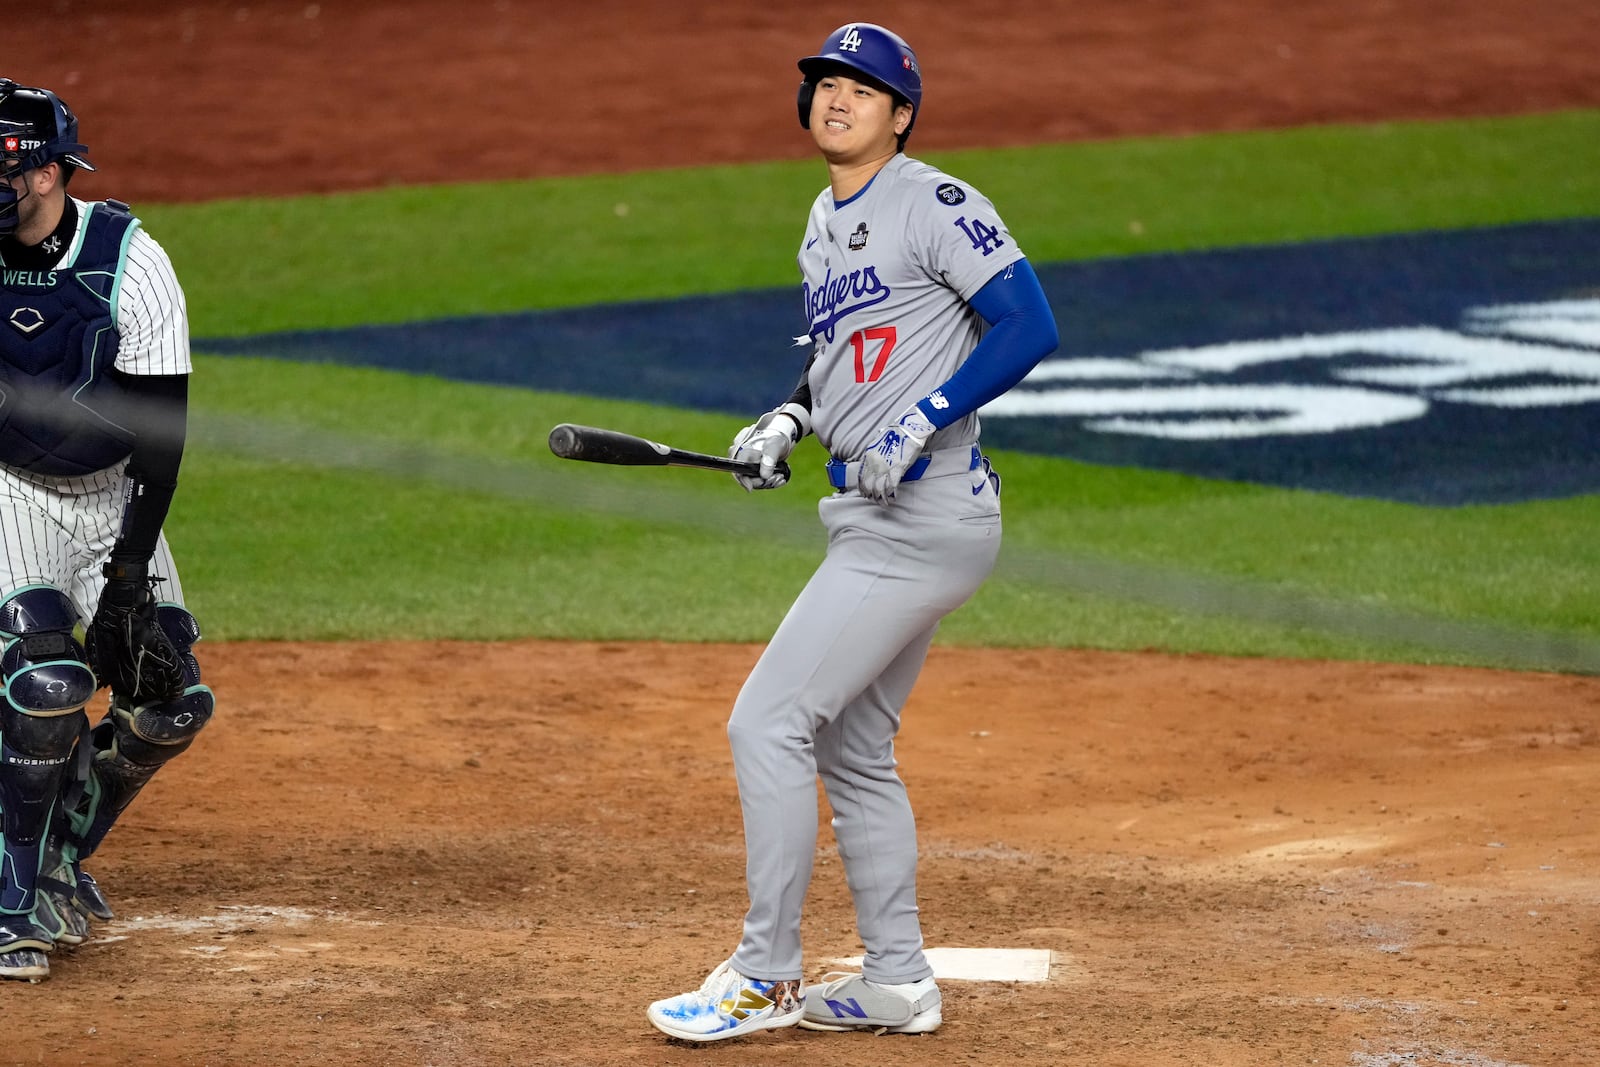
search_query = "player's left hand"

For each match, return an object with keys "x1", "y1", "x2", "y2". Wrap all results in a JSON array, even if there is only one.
[
  {"x1": 859, "y1": 404, "x2": 937, "y2": 505},
  {"x1": 84, "y1": 562, "x2": 185, "y2": 703}
]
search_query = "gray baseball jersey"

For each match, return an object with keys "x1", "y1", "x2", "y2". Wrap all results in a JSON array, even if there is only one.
[
  {"x1": 727, "y1": 155, "x2": 1021, "y2": 987},
  {"x1": 798, "y1": 153, "x2": 1027, "y2": 462},
  {"x1": 1, "y1": 196, "x2": 191, "y2": 618}
]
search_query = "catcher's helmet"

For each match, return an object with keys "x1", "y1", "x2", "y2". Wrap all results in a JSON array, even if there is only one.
[
  {"x1": 0, "y1": 79, "x2": 95, "y2": 175},
  {"x1": 797, "y1": 23, "x2": 922, "y2": 139}
]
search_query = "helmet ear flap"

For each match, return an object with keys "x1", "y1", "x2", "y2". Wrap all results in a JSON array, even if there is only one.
[{"x1": 797, "y1": 80, "x2": 815, "y2": 129}]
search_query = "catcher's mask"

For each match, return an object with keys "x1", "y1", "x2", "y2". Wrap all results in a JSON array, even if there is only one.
[
  {"x1": 0, "y1": 78, "x2": 95, "y2": 237},
  {"x1": 797, "y1": 23, "x2": 922, "y2": 147}
]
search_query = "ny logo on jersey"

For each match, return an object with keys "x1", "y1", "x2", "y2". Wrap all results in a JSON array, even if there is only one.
[
  {"x1": 954, "y1": 215, "x2": 1006, "y2": 257},
  {"x1": 838, "y1": 25, "x2": 864, "y2": 52}
]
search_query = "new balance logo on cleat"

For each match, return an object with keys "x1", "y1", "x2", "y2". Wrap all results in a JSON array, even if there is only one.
[
  {"x1": 822, "y1": 995, "x2": 871, "y2": 1021},
  {"x1": 720, "y1": 986, "x2": 778, "y2": 1021}
]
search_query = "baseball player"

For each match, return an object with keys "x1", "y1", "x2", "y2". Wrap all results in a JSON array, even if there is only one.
[
  {"x1": 646, "y1": 23, "x2": 1059, "y2": 1041},
  {"x1": 0, "y1": 79, "x2": 214, "y2": 981}
]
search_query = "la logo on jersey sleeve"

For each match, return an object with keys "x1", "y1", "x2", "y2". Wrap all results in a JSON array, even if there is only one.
[{"x1": 932, "y1": 183, "x2": 1006, "y2": 257}]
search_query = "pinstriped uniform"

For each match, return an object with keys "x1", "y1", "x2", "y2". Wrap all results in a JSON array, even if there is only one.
[{"x1": 1, "y1": 196, "x2": 190, "y2": 619}]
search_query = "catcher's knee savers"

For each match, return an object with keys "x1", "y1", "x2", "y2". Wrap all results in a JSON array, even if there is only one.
[
  {"x1": 1, "y1": 585, "x2": 96, "y2": 717},
  {"x1": 1, "y1": 586, "x2": 97, "y2": 809},
  {"x1": 0, "y1": 586, "x2": 96, "y2": 913},
  {"x1": 70, "y1": 600, "x2": 213, "y2": 860}
]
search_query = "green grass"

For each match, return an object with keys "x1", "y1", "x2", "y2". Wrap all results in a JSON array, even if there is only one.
[
  {"x1": 128, "y1": 110, "x2": 1600, "y2": 670},
  {"x1": 147, "y1": 110, "x2": 1600, "y2": 337},
  {"x1": 174, "y1": 357, "x2": 1600, "y2": 672}
]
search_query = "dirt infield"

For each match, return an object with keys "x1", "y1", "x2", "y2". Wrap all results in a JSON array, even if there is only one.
[
  {"x1": 24, "y1": 0, "x2": 1600, "y2": 203},
  {"x1": 9, "y1": 3, "x2": 1600, "y2": 1066},
  {"x1": 35, "y1": 642, "x2": 1600, "y2": 1067}
]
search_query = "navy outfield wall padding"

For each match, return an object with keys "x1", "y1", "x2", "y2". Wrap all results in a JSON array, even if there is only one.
[{"x1": 197, "y1": 218, "x2": 1600, "y2": 506}]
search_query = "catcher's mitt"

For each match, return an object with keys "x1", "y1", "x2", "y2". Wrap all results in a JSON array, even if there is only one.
[{"x1": 84, "y1": 562, "x2": 185, "y2": 703}]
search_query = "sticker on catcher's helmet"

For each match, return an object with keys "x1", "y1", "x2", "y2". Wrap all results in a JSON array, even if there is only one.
[{"x1": 935, "y1": 183, "x2": 967, "y2": 206}]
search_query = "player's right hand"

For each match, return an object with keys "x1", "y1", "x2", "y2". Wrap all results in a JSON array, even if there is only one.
[{"x1": 729, "y1": 410, "x2": 801, "y2": 491}]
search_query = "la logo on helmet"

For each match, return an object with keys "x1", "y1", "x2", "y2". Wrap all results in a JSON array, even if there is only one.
[{"x1": 839, "y1": 26, "x2": 863, "y2": 52}]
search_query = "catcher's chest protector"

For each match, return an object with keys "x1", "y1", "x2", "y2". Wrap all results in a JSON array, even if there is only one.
[{"x1": 0, "y1": 201, "x2": 138, "y2": 477}]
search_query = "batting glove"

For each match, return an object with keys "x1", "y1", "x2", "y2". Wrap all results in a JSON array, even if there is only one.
[
  {"x1": 729, "y1": 406, "x2": 806, "y2": 491},
  {"x1": 859, "y1": 403, "x2": 937, "y2": 505}
]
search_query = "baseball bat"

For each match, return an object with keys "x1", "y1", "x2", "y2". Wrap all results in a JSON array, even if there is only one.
[{"x1": 548, "y1": 423, "x2": 791, "y2": 480}]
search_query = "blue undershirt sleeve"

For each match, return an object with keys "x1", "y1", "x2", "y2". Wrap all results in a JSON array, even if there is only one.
[{"x1": 914, "y1": 259, "x2": 1059, "y2": 429}]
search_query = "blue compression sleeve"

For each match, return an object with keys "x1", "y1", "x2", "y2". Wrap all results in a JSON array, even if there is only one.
[{"x1": 914, "y1": 259, "x2": 1059, "y2": 429}]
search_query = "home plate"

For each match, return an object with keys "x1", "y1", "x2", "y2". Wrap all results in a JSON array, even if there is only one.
[{"x1": 826, "y1": 947, "x2": 1052, "y2": 982}]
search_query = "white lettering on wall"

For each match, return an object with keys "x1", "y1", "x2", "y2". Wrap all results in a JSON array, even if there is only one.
[{"x1": 982, "y1": 300, "x2": 1600, "y2": 439}]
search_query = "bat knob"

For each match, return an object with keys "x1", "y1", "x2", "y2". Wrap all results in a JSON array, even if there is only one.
[{"x1": 548, "y1": 424, "x2": 580, "y2": 459}]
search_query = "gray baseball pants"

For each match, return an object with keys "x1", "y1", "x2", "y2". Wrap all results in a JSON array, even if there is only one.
[{"x1": 728, "y1": 454, "x2": 1001, "y2": 985}]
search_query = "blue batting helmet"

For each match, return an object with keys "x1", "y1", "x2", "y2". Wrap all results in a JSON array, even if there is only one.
[{"x1": 797, "y1": 23, "x2": 922, "y2": 139}]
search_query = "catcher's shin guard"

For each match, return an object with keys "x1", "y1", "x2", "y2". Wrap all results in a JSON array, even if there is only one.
[
  {"x1": 66, "y1": 603, "x2": 213, "y2": 862},
  {"x1": 0, "y1": 587, "x2": 95, "y2": 919}
]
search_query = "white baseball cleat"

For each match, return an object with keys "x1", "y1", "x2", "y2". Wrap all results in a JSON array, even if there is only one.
[
  {"x1": 799, "y1": 971, "x2": 943, "y2": 1033},
  {"x1": 647, "y1": 957, "x2": 804, "y2": 1042}
]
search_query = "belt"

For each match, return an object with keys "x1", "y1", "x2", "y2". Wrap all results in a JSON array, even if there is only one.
[{"x1": 826, "y1": 445, "x2": 982, "y2": 491}]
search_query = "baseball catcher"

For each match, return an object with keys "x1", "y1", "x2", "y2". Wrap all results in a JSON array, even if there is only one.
[{"x1": 0, "y1": 77, "x2": 214, "y2": 981}]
